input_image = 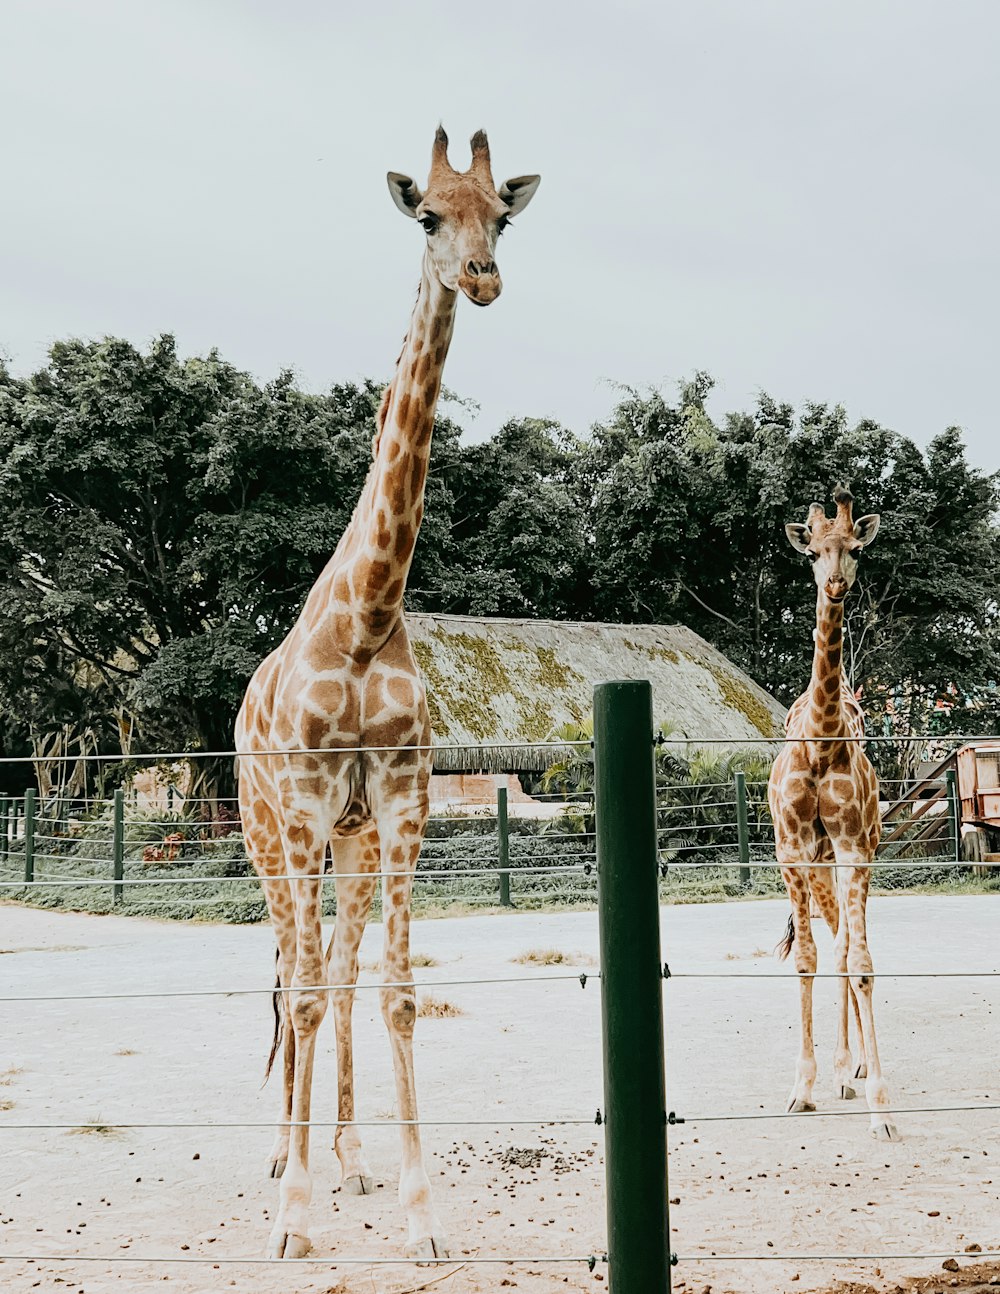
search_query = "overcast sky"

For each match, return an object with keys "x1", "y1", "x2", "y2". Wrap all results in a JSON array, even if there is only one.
[{"x1": 3, "y1": 0, "x2": 998, "y2": 470}]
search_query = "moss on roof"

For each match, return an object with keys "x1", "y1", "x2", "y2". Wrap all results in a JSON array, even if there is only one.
[{"x1": 405, "y1": 613, "x2": 785, "y2": 771}]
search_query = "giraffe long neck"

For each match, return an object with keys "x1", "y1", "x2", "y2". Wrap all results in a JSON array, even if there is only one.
[
  {"x1": 318, "y1": 263, "x2": 457, "y2": 645},
  {"x1": 805, "y1": 591, "x2": 848, "y2": 739}
]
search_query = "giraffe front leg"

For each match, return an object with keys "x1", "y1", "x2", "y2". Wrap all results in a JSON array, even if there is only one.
[
  {"x1": 268, "y1": 864, "x2": 329, "y2": 1259},
  {"x1": 831, "y1": 899, "x2": 857, "y2": 1100},
  {"x1": 840, "y1": 862, "x2": 899, "y2": 1142},
  {"x1": 380, "y1": 847, "x2": 449, "y2": 1261},
  {"x1": 327, "y1": 829, "x2": 381, "y2": 1196},
  {"x1": 808, "y1": 862, "x2": 856, "y2": 1099}
]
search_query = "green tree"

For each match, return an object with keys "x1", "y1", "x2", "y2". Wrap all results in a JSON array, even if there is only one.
[
  {"x1": 584, "y1": 379, "x2": 1000, "y2": 769},
  {"x1": 423, "y1": 417, "x2": 591, "y2": 618}
]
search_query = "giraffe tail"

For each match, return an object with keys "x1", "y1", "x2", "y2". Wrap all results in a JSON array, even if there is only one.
[
  {"x1": 775, "y1": 913, "x2": 795, "y2": 961},
  {"x1": 263, "y1": 948, "x2": 284, "y2": 1086}
]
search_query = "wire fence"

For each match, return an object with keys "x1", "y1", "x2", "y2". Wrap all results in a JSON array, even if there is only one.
[
  {"x1": 0, "y1": 750, "x2": 986, "y2": 922},
  {"x1": 2, "y1": 725, "x2": 999, "y2": 1287}
]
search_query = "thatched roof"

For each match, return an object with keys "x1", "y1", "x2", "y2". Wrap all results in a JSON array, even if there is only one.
[{"x1": 407, "y1": 613, "x2": 786, "y2": 772}]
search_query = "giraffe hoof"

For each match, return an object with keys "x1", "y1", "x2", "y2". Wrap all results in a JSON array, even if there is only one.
[
  {"x1": 405, "y1": 1235, "x2": 451, "y2": 1264},
  {"x1": 871, "y1": 1120, "x2": 900, "y2": 1142},
  {"x1": 268, "y1": 1156, "x2": 287, "y2": 1179},
  {"x1": 837, "y1": 1084, "x2": 857, "y2": 1101},
  {"x1": 854, "y1": 1062, "x2": 868, "y2": 1080},
  {"x1": 342, "y1": 1173, "x2": 375, "y2": 1196},
  {"x1": 786, "y1": 1098, "x2": 816, "y2": 1114},
  {"x1": 267, "y1": 1229, "x2": 312, "y2": 1260}
]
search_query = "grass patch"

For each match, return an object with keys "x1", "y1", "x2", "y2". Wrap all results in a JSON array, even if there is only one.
[
  {"x1": 68, "y1": 1117, "x2": 121, "y2": 1137},
  {"x1": 512, "y1": 948, "x2": 596, "y2": 967},
  {"x1": 417, "y1": 995, "x2": 464, "y2": 1019},
  {"x1": 360, "y1": 952, "x2": 439, "y2": 974},
  {"x1": 115, "y1": 1048, "x2": 138, "y2": 1057},
  {"x1": 0, "y1": 1099, "x2": 14, "y2": 1112},
  {"x1": 0, "y1": 1067, "x2": 23, "y2": 1087}
]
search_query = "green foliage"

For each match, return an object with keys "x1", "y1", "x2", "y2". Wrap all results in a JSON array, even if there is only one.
[{"x1": 2, "y1": 336, "x2": 998, "y2": 804}]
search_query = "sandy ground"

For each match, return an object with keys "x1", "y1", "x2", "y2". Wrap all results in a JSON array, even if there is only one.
[{"x1": 0, "y1": 895, "x2": 998, "y2": 1294}]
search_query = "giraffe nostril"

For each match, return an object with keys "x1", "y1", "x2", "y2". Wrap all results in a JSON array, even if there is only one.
[{"x1": 465, "y1": 260, "x2": 481, "y2": 277}]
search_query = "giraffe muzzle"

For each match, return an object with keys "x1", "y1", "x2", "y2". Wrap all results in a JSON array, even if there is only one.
[{"x1": 458, "y1": 261, "x2": 502, "y2": 306}]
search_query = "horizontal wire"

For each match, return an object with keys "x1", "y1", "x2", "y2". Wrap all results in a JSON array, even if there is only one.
[
  {"x1": 675, "y1": 1251, "x2": 997, "y2": 1263},
  {"x1": 666, "y1": 969, "x2": 998, "y2": 978},
  {"x1": 112, "y1": 890, "x2": 599, "y2": 912},
  {"x1": 14, "y1": 1105, "x2": 997, "y2": 1132},
  {"x1": 3, "y1": 734, "x2": 984, "y2": 768},
  {"x1": 0, "y1": 1253, "x2": 601, "y2": 1267},
  {"x1": 0, "y1": 740, "x2": 594, "y2": 766},
  {"x1": 0, "y1": 970, "x2": 601, "y2": 1003},
  {"x1": 664, "y1": 859, "x2": 964, "y2": 870},
  {"x1": 657, "y1": 800, "x2": 738, "y2": 813},
  {"x1": 2, "y1": 864, "x2": 595, "y2": 890},
  {"x1": 0, "y1": 1116, "x2": 597, "y2": 1130},
  {"x1": 656, "y1": 781, "x2": 732, "y2": 791},
  {"x1": 11, "y1": 851, "x2": 597, "y2": 868},
  {"x1": 674, "y1": 1102, "x2": 1000, "y2": 1123}
]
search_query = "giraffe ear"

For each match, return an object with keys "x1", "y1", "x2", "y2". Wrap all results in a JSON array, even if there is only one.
[
  {"x1": 498, "y1": 174, "x2": 541, "y2": 216},
  {"x1": 785, "y1": 523, "x2": 812, "y2": 553},
  {"x1": 387, "y1": 172, "x2": 423, "y2": 218},
  {"x1": 853, "y1": 514, "x2": 881, "y2": 546}
]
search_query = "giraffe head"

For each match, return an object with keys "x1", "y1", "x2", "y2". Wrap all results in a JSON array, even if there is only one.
[
  {"x1": 785, "y1": 486, "x2": 880, "y2": 602},
  {"x1": 387, "y1": 126, "x2": 540, "y2": 306}
]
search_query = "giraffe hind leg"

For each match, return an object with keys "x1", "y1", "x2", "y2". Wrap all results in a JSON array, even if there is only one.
[
  {"x1": 244, "y1": 814, "x2": 297, "y2": 1181},
  {"x1": 779, "y1": 862, "x2": 818, "y2": 1115},
  {"x1": 808, "y1": 856, "x2": 858, "y2": 1100}
]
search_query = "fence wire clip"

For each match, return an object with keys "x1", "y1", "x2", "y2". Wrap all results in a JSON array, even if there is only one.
[
  {"x1": 659, "y1": 861, "x2": 669, "y2": 877},
  {"x1": 594, "y1": 1109, "x2": 604, "y2": 1126},
  {"x1": 670, "y1": 1251, "x2": 680, "y2": 1267},
  {"x1": 588, "y1": 1255, "x2": 598, "y2": 1272},
  {"x1": 583, "y1": 862, "x2": 593, "y2": 875},
  {"x1": 662, "y1": 962, "x2": 671, "y2": 979},
  {"x1": 667, "y1": 1111, "x2": 685, "y2": 1126},
  {"x1": 579, "y1": 972, "x2": 588, "y2": 990}
]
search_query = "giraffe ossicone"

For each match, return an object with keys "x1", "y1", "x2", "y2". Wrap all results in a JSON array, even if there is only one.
[
  {"x1": 235, "y1": 126, "x2": 540, "y2": 1261},
  {"x1": 768, "y1": 485, "x2": 899, "y2": 1142}
]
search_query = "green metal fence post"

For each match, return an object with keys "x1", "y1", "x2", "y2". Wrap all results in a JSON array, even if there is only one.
[
  {"x1": 0, "y1": 795, "x2": 8, "y2": 866},
  {"x1": 23, "y1": 789, "x2": 36, "y2": 885},
  {"x1": 112, "y1": 788, "x2": 125, "y2": 905},
  {"x1": 735, "y1": 770, "x2": 751, "y2": 888},
  {"x1": 496, "y1": 783, "x2": 512, "y2": 908},
  {"x1": 594, "y1": 679, "x2": 671, "y2": 1293},
  {"x1": 945, "y1": 768, "x2": 961, "y2": 864}
]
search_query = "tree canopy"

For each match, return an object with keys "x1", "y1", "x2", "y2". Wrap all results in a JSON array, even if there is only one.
[{"x1": 1, "y1": 336, "x2": 996, "y2": 795}]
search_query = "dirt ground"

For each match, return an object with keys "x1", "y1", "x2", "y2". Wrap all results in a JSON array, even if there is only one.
[{"x1": 1, "y1": 895, "x2": 998, "y2": 1293}]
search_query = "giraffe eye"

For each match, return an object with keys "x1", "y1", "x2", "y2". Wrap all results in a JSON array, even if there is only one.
[
  {"x1": 806, "y1": 551, "x2": 818, "y2": 563},
  {"x1": 846, "y1": 548, "x2": 861, "y2": 562},
  {"x1": 496, "y1": 214, "x2": 510, "y2": 235},
  {"x1": 419, "y1": 213, "x2": 440, "y2": 235}
]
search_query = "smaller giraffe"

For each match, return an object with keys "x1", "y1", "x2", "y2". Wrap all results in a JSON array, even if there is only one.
[{"x1": 768, "y1": 486, "x2": 898, "y2": 1140}]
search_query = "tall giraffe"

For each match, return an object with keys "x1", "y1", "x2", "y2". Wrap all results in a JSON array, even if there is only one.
[
  {"x1": 767, "y1": 486, "x2": 899, "y2": 1140},
  {"x1": 235, "y1": 127, "x2": 540, "y2": 1261}
]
